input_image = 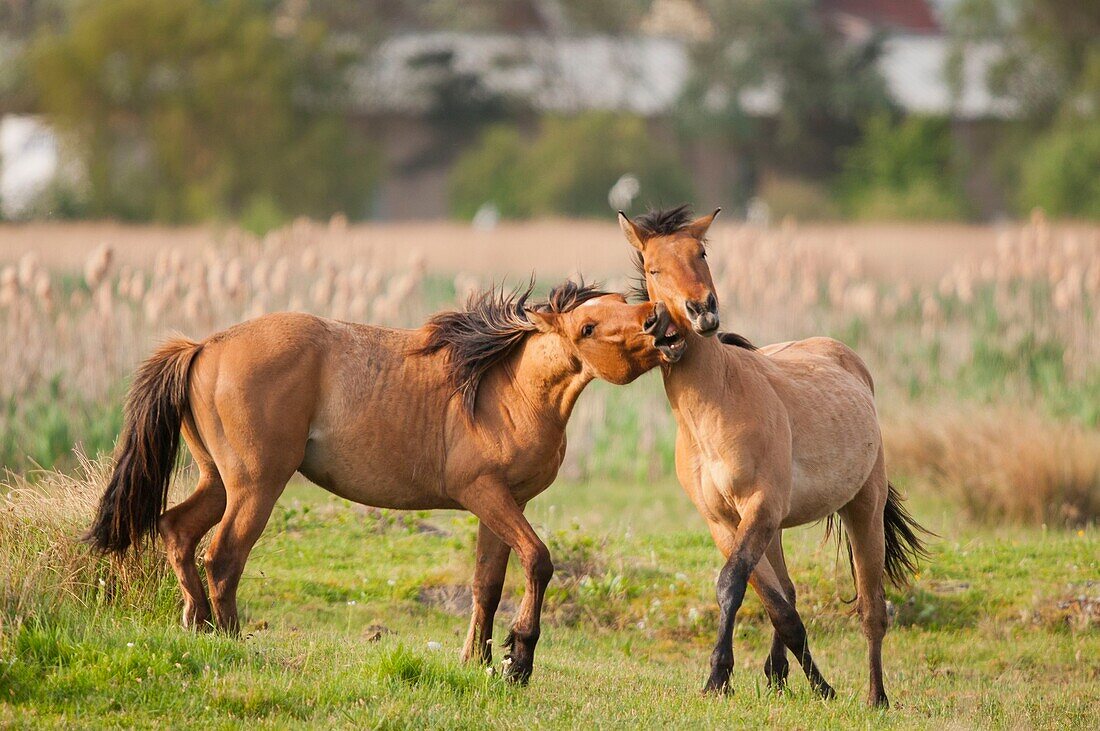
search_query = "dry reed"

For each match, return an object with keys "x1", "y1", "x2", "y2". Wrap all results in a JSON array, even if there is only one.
[
  {"x1": 0, "y1": 213, "x2": 1097, "y2": 519},
  {"x1": 885, "y1": 407, "x2": 1100, "y2": 527},
  {"x1": 0, "y1": 452, "x2": 187, "y2": 633}
]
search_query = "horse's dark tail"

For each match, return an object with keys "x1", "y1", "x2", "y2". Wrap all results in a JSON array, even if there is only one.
[
  {"x1": 824, "y1": 481, "x2": 932, "y2": 594},
  {"x1": 882, "y1": 482, "x2": 932, "y2": 587},
  {"x1": 84, "y1": 337, "x2": 202, "y2": 555}
]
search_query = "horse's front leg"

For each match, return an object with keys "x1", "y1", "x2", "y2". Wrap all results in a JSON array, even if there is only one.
[
  {"x1": 704, "y1": 496, "x2": 781, "y2": 695},
  {"x1": 461, "y1": 520, "x2": 511, "y2": 666},
  {"x1": 457, "y1": 478, "x2": 553, "y2": 685}
]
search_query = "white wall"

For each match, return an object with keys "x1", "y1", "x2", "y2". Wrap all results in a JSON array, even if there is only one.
[{"x1": 0, "y1": 115, "x2": 60, "y2": 219}]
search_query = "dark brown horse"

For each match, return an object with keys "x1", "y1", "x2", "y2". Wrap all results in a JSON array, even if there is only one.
[
  {"x1": 618, "y1": 206, "x2": 929, "y2": 706},
  {"x1": 86, "y1": 280, "x2": 684, "y2": 683}
]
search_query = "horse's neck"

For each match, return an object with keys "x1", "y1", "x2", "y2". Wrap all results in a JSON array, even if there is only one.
[
  {"x1": 663, "y1": 334, "x2": 748, "y2": 423},
  {"x1": 495, "y1": 333, "x2": 591, "y2": 434}
]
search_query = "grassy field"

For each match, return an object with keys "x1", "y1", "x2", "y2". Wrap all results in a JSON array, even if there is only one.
[
  {"x1": 2, "y1": 466, "x2": 1097, "y2": 729},
  {"x1": 1, "y1": 216, "x2": 1098, "y2": 727}
]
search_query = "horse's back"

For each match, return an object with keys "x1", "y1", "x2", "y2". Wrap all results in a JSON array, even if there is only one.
[
  {"x1": 762, "y1": 336, "x2": 875, "y2": 394},
  {"x1": 197, "y1": 311, "x2": 410, "y2": 385},
  {"x1": 194, "y1": 312, "x2": 343, "y2": 404}
]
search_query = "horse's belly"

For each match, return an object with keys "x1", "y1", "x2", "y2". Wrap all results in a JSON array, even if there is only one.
[
  {"x1": 782, "y1": 467, "x2": 859, "y2": 526},
  {"x1": 299, "y1": 430, "x2": 455, "y2": 510},
  {"x1": 783, "y1": 436, "x2": 879, "y2": 526}
]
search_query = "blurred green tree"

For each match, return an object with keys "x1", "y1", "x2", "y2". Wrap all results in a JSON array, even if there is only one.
[
  {"x1": 449, "y1": 124, "x2": 529, "y2": 219},
  {"x1": 450, "y1": 113, "x2": 695, "y2": 220},
  {"x1": 950, "y1": 0, "x2": 1100, "y2": 217},
  {"x1": 838, "y1": 114, "x2": 970, "y2": 220},
  {"x1": 950, "y1": 0, "x2": 1099, "y2": 124},
  {"x1": 1017, "y1": 119, "x2": 1100, "y2": 218},
  {"x1": 681, "y1": 0, "x2": 894, "y2": 181},
  {"x1": 29, "y1": 0, "x2": 376, "y2": 223}
]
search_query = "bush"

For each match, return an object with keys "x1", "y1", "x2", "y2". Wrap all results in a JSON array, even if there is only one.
[
  {"x1": 29, "y1": 0, "x2": 377, "y2": 223},
  {"x1": 756, "y1": 174, "x2": 840, "y2": 221},
  {"x1": 1017, "y1": 119, "x2": 1100, "y2": 219},
  {"x1": 838, "y1": 114, "x2": 970, "y2": 220},
  {"x1": 450, "y1": 113, "x2": 695, "y2": 219},
  {"x1": 448, "y1": 125, "x2": 529, "y2": 219},
  {"x1": 885, "y1": 407, "x2": 1100, "y2": 527}
]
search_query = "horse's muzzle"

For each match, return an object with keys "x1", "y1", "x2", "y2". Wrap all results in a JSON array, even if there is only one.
[
  {"x1": 685, "y1": 293, "x2": 719, "y2": 336},
  {"x1": 646, "y1": 302, "x2": 685, "y2": 363}
]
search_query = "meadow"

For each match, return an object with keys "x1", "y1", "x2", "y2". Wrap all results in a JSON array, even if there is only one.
[
  {"x1": 1, "y1": 215, "x2": 1098, "y2": 727},
  {"x1": 1, "y1": 459, "x2": 1097, "y2": 728}
]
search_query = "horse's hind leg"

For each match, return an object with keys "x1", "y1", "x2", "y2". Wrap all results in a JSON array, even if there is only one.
[
  {"x1": 203, "y1": 467, "x2": 292, "y2": 634},
  {"x1": 761, "y1": 532, "x2": 795, "y2": 689},
  {"x1": 840, "y1": 456, "x2": 890, "y2": 708},
  {"x1": 158, "y1": 471, "x2": 226, "y2": 628},
  {"x1": 157, "y1": 422, "x2": 227, "y2": 629},
  {"x1": 462, "y1": 520, "x2": 511, "y2": 666}
]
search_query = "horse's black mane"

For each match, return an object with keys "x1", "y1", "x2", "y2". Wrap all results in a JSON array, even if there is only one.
[
  {"x1": 418, "y1": 280, "x2": 609, "y2": 415},
  {"x1": 718, "y1": 332, "x2": 757, "y2": 351},
  {"x1": 635, "y1": 203, "x2": 695, "y2": 238},
  {"x1": 626, "y1": 205, "x2": 756, "y2": 351}
]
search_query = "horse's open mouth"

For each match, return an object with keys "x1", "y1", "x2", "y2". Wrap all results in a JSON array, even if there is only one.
[
  {"x1": 644, "y1": 302, "x2": 685, "y2": 363},
  {"x1": 656, "y1": 323, "x2": 685, "y2": 363}
]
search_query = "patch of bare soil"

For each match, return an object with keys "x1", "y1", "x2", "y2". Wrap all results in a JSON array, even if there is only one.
[{"x1": 1028, "y1": 583, "x2": 1100, "y2": 631}]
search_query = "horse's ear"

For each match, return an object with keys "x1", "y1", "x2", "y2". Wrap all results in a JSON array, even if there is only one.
[
  {"x1": 618, "y1": 211, "x2": 646, "y2": 251},
  {"x1": 685, "y1": 207, "x2": 721, "y2": 240},
  {"x1": 525, "y1": 306, "x2": 559, "y2": 334}
]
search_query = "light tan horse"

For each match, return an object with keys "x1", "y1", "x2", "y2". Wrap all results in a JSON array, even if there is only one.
[
  {"x1": 85, "y1": 280, "x2": 685, "y2": 684},
  {"x1": 618, "y1": 206, "x2": 929, "y2": 707}
]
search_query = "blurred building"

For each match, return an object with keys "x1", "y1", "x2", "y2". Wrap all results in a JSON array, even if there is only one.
[
  {"x1": 0, "y1": 116, "x2": 59, "y2": 219},
  {"x1": 0, "y1": 0, "x2": 1014, "y2": 220},
  {"x1": 349, "y1": 0, "x2": 1010, "y2": 218}
]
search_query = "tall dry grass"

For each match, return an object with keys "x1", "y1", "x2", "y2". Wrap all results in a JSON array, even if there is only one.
[
  {"x1": 885, "y1": 408, "x2": 1100, "y2": 527},
  {"x1": 0, "y1": 453, "x2": 183, "y2": 636},
  {"x1": 2, "y1": 213, "x2": 1097, "y2": 403}
]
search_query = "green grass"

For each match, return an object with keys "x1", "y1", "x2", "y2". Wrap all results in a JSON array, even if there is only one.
[{"x1": 2, "y1": 477, "x2": 1098, "y2": 728}]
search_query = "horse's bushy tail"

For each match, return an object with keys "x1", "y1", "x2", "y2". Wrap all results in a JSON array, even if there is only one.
[
  {"x1": 84, "y1": 338, "x2": 201, "y2": 555},
  {"x1": 824, "y1": 482, "x2": 932, "y2": 592},
  {"x1": 882, "y1": 481, "x2": 932, "y2": 587}
]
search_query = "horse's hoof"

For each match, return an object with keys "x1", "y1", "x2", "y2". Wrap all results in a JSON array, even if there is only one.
[
  {"x1": 701, "y1": 682, "x2": 731, "y2": 697},
  {"x1": 702, "y1": 670, "x2": 732, "y2": 696},
  {"x1": 763, "y1": 658, "x2": 789, "y2": 690},
  {"x1": 868, "y1": 692, "x2": 889, "y2": 709},
  {"x1": 501, "y1": 655, "x2": 532, "y2": 685},
  {"x1": 817, "y1": 683, "x2": 837, "y2": 701},
  {"x1": 182, "y1": 607, "x2": 212, "y2": 632}
]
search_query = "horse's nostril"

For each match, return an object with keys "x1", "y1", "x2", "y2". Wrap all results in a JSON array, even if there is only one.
[{"x1": 706, "y1": 293, "x2": 717, "y2": 312}]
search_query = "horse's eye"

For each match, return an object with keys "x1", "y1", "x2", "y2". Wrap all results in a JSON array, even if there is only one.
[
  {"x1": 648, "y1": 269, "x2": 659, "y2": 276},
  {"x1": 581, "y1": 323, "x2": 595, "y2": 337},
  {"x1": 700, "y1": 251, "x2": 707, "y2": 260}
]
